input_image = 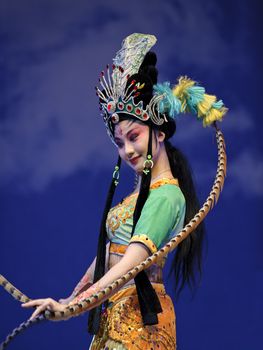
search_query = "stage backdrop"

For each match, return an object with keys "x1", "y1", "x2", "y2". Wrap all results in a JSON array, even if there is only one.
[{"x1": 1, "y1": 0, "x2": 262, "y2": 349}]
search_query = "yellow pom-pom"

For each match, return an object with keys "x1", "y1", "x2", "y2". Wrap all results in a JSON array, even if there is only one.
[
  {"x1": 172, "y1": 76, "x2": 195, "y2": 99},
  {"x1": 202, "y1": 107, "x2": 228, "y2": 127},
  {"x1": 197, "y1": 94, "x2": 217, "y2": 117},
  {"x1": 171, "y1": 75, "x2": 228, "y2": 126},
  {"x1": 172, "y1": 76, "x2": 196, "y2": 112}
]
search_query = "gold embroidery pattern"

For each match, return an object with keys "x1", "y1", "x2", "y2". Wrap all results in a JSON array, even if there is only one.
[
  {"x1": 90, "y1": 285, "x2": 176, "y2": 350},
  {"x1": 107, "y1": 195, "x2": 137, "y2": 233},
  {"x1": 107, "y1": 178, "x2": 179, "y2": 236}
]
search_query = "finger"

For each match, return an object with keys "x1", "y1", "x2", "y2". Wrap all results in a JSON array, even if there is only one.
[
  {"x1": 29, "y1": 303, "x2": 49, "y2": 320},
  {"x1": 22, "y1": 299, "x2": 46, "y2": 308}
]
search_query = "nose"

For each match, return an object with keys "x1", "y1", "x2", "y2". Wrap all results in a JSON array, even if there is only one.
[{"x1": 124, "y1": 141, "x2": 134, "y2": 159}]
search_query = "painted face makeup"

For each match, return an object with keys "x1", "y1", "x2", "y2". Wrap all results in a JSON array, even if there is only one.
[{"x1": 114, "y1": 120, "x2": 150, "y2": 172}]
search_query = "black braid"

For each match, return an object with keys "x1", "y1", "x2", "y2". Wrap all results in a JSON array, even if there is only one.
[
  {"x1": 131, "y1": 125, "x2": 162, "y2": 325},
  {"x1": 88, "y1": 156, "x2": 122, "y2": 334},
  {"x1": 164, "y1": 140, "x2": 206, "y2": 298},
  {"x1": 131, "y1": 128, "x2": 153, "y2": 231}
]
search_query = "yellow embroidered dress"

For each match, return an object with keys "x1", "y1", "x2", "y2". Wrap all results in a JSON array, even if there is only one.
[{"x1": 90, "y1": 178, "x2": 186, "y2": 350}]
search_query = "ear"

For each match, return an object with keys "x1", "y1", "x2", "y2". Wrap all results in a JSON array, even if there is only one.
[{"x1": 156, "y1": 130, "x2": 166, "y2": 142}]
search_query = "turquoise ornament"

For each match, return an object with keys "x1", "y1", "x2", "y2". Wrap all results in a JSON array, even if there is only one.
[
  {"x1": 153, "y1": 82, "x2": 181, "y2": 117},
  {"x1": 212, "y1": 100, "x2": 224, "y2": 109},
  {"x1": 185, "y1": 86, "x2": 205, "y2": 114}
]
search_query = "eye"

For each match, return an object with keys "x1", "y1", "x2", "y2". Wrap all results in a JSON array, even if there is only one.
[{"x1": 130, "y1": 133, "x2": 138, "y2": 142}]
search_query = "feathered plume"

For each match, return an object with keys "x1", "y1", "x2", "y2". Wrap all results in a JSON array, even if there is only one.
[{"x1": 173, "y1": 76, "x2": 228, "y2": 126}]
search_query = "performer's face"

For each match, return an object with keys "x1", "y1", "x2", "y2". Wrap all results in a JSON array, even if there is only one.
[{"x1": 114, "y1": 119, "x2": 164, "y2": 173}]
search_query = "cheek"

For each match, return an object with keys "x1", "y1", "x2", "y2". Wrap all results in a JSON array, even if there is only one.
[
  {"x1": 117, "y1": 147, "x2": 125, "y2": 160},
  {"x1": 136, "y1": 138, "x2": 148, "y2": 153}
]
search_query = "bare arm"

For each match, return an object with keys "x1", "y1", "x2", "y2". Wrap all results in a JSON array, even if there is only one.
[
  {"x1": 69, "y1": 242, "x2": 149, "y2": 305},
  {"x1": 22, "y1": 243, "x2": 149, "y2": 320},
  {"x1": 59, "y1": 242, "x2": 110, "y2": 304}
]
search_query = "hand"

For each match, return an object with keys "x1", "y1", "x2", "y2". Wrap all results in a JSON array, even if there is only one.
[
  {"x1": 68, "y1": 283, "x2": 100, "y2": 305},
  {"x1": 58, "y1": 295, "x2": 75, "y2": 305},
  {"x1": 22, "y1": 298, "x2": 68, "y2": 321}
]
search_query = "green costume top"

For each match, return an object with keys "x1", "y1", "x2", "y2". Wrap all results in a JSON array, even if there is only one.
[{"x1": 106, "y1": 178, "x2": 186, "y2": 254}]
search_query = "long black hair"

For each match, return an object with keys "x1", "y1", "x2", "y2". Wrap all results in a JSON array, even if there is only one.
[
  {"x1": 130, "y1": 51, "x2": 206, "y2": 297},
  {"x1": 165, "y1": 136, "x2": 206, "y2": 298}
]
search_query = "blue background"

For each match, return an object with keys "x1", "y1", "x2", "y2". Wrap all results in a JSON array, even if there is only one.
[{"x1": 0, "y1": 0, "x2": 262, "y2": 349}]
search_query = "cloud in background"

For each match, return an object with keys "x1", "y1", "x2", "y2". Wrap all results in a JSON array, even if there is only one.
[{"x1": 1, "y1": 0, "x2": 261, "y2": 195}]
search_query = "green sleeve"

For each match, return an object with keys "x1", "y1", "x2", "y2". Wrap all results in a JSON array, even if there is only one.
[{"x1": 129, "y1": 184, "x2": 186, "y2": 254}]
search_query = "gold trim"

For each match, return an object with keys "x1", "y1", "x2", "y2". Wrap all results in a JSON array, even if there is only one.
[
  {"x1": 150, "y1": 177, "x2": 178, "y2": 189},
  {"x1": 122, "y1": 177, "x2": 179, "y2": 203},
  {"x1": 109, "y1": 243, "x2": 127, "y2": 255},
  {"x1": 129, "y1": 234, "x2": 157, "y2": 254}
]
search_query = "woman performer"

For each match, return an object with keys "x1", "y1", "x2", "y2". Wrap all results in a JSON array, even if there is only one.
[{"x1": 22, "y1": 33, "x2": 227, "y2": 349}]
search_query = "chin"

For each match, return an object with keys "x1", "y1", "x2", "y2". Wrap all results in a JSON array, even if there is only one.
[
  {"x1": 135, "y1": 168, "x2": 143, "y2": 175},
  {"x1": 130, "y1": 164, "x2": 141, "y2": 172},
  {"x1": 132, "y1": 160, "x2": 144, "y2": 172}
]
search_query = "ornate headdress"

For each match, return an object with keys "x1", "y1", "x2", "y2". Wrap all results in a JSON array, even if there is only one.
[{"x1": 96, "y1": 33, "x2": 227, "y2": 145}]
